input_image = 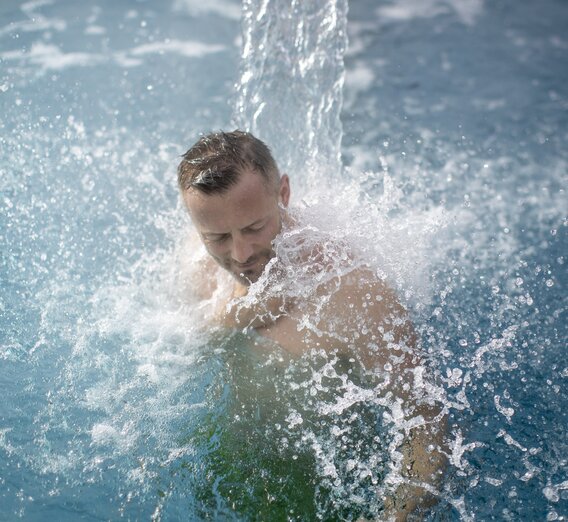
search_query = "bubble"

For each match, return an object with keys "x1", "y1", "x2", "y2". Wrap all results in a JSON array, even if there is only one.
[
  {"x1": 285, "y1": 411, "x2": 303, "y2": 429},
  {"x1": 485, "y1": 476, "x2": 503, "y2": 486},
  {"x1": 543, "y1": 485, "x2": 560, "y2": 503}
]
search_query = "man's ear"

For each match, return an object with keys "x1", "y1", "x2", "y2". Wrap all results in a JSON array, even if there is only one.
[{"x1": 279, "y1": 174, "x2": 290, "y2": 207}]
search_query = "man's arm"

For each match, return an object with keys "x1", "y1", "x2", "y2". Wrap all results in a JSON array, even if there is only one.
[
  {"x1": 319, "y1": 269, "x2": 447, "y2": 520},
  {"x1": 205, "y1": 259, "x2": 447, "y2": 517}
]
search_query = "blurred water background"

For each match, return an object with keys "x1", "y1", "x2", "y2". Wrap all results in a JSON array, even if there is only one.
[{"x1": 1, "y1": 0, "x2": 566, "y2": 520}]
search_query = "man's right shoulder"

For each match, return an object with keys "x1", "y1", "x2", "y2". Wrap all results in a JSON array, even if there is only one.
[{"x1": 192, "y1": 256, "x2": 220, "y2": 301}]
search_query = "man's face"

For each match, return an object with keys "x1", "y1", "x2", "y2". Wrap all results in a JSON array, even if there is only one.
[{"x1": 183, "y1": 169, "x2": 290, "y2": 286}]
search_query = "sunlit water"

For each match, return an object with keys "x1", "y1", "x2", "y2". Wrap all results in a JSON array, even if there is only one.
[{"x1": 1, "y1": 0, "x2": 567, "y2": 520}]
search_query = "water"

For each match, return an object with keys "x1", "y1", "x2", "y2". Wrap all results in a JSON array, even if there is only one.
[
  {"x1": 234, "y1": 0, "x2": 348, "y2": 184},
  {"x1": 1, "y1": 0, "x2": 567, "y2": 520}
]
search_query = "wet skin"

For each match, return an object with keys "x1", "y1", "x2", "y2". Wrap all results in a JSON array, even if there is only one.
[
  {"x1": 182, "y1": 169, "x2": 446, "y2": 520},
  {"x1": 183, "y1": 169, "x2": 290, "y2": 287}
]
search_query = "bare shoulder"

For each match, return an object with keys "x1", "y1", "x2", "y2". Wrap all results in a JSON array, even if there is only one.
[
  {"x1": 178, "y1": 230, "x2": 221, "y2": 302},
  {"x1": 314, "y1": 265, "x2": 419, "y2": 369},
  {"x1": 183, "y1": 252, "x2": 236, "y2": 327},
  {"x1": 318, "y1": 266, "x2": 410, "y2": 330},
  {"x1": 327, "y1": 267, "x2": 401, "y2": 305},
  {"x1": 192, "y1": 255, "x2": 220, "y2": 300}
]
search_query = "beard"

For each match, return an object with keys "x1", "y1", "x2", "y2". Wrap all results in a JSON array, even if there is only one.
[{"x1": 222, "y1": 249, "x2": 275, "y2": 286}]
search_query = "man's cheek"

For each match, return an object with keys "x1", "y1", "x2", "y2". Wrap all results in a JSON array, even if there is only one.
[{"x1": 206, "y1": 250, "x2": 226, "y2": 267}]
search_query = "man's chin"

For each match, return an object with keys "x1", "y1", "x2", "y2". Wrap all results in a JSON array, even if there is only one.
[
  {"x1": 230, "y1": 256, "x2": 273, "y2": 285},
  {"x1": 232, "y1": 268, "x2": 262, "y2": 286}
]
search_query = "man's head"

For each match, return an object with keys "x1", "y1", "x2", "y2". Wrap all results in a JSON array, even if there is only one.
[{"x1": 178, "y1": 130, "x2": 290, "y2": 285}]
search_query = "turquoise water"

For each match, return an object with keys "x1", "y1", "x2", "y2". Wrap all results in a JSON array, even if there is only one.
[{"x1": 1, "y1": 0, "x2": 566, "y2": 520}]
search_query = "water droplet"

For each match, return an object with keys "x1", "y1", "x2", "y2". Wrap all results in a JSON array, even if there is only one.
[
  {"x1": 459, "y1": 339, "x2": 468, "y2": 347},
  {"x1": 546, "y1": 279, "x2": 554, "y2": 287},
  {"x1": 515, "y1": 277, "x2": 523, "y2": 287},
  {"x1": 543, "y1": 485, "x2": 559, "y2": 503}
]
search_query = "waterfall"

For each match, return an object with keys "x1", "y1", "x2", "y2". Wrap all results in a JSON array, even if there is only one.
[{"x1": 233, "y1": 0, "x2": 348, "y2": 189}]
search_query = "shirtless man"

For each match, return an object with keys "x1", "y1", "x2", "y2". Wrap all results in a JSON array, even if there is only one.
[{"x1": 178, "y1": 130, "x2": 446, "y2": 520}]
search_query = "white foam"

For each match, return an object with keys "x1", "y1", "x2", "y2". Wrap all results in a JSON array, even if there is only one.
[
  {"x1": 0, "y1": 0, "x2": 66, "y2": 37},
  {"x1": 172, "y1": 0, "x2": 242, "y2": 20},
  {"x1": 1, "y1": 42, "x2": 104, "y2": 71},
  {"x1": 376, "y1": 0, "x2": 484, "y2": 26},
  {"x1": 1, "y1": 38, "x2": 226, "y2": 74},
  {"x1": 129, "y1": 39, "x2": 226, "y2": 58},
  {"x1": 543, "y1": 480, "x2": 568, "y2": 503},
  {"x1": 91, "y1": 423, "x2": 120, "y2": 445},
  {"x1": 84, "y1": 25, "x2": 106, "y2": 35},
  {"x1": 344, "y1": 63, "x2": 375, "y2": 92}
]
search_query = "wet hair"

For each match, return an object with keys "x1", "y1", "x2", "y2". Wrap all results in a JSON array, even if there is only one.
[{"x1": 177, "y1": 130, "x2": 280, "y2": 195}]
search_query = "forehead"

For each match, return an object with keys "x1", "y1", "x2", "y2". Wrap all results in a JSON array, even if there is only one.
[{"x1": 183, "y1": 170, "x2": 277, "y2": 232}]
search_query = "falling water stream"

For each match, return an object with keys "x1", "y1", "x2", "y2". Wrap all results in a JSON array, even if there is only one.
[{"x1": 234, "y1": 0, "x2": 347, "y2": 185}]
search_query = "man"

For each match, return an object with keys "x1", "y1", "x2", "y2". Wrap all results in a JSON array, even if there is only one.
[{"x1": 178, "y1": 130, "x2": 446, "y2": 520}]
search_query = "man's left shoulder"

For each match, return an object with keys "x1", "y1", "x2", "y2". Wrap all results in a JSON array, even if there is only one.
[
  {"x1": 325, "y1": 266, "x2": 403, "y2": 313},
  {"x1": 323, "y1": 265, "x2": 417, "y2": 348}
]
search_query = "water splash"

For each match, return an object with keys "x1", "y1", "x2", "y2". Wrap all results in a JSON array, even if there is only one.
[{"x1": 1, "y1": 0, "x2": 566, "y2": 520}]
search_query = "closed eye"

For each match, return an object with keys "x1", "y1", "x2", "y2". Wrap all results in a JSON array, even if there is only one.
[
  {"x1": 205, "y1": 233, "x2": 229, "y2": 243},
  {"x1": 246, "y1": 224, "x2": 264, "y2": 233},
  {"x1": 245, "y1": 219, "x2": 268, "y2": 233}
]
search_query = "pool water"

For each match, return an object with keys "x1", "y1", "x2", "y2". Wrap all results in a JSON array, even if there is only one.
[{"x1": 1, "y1": 0, "x2": 566, "y2": 520}]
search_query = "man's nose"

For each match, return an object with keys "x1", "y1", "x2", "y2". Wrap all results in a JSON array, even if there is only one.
[{"x1": 231, "y1": 235, "x2": 254, "y2": 264}]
